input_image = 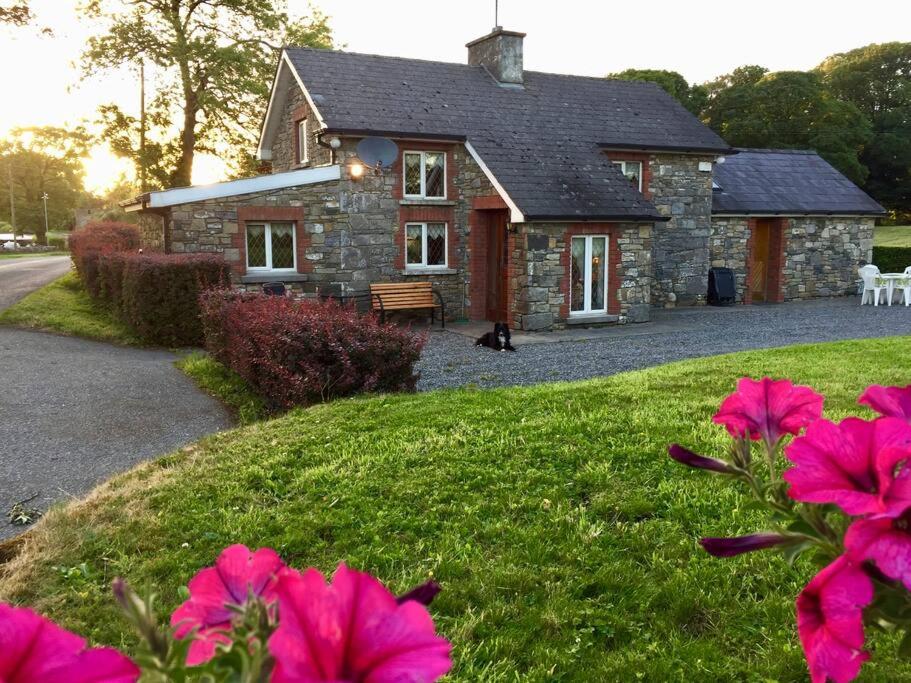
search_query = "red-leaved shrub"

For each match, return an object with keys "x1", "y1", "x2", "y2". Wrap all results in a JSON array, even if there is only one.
[
  {"x1": 69, "y1": 222, "x2": 141, "y2": 297},
  {"x1": 199, "y1": 290, "x2": 426, "y2": 408},
  {"x1": 121, "y1": 254, "x2": 231, "y2": 346}
]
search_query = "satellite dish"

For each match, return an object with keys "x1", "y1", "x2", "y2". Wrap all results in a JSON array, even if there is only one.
[{"x1": 356, "y1": 137, "x2": 398, "y2": 171}]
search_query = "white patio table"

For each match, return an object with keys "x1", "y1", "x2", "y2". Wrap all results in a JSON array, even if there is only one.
[{"x1": 880, "y1": 273, "x2": 909, "y2": 306}]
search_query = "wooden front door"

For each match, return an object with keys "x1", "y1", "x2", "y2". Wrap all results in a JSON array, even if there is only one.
[
  {"x1": 750, "y1": 220, "x2": 771, "y2": 302},
  {"x1": 486, "y1": 211, "x2": 509, "y2": 321}
]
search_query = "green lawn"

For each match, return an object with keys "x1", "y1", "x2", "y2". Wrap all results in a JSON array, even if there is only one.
[
  {"x1": 874, "y1": 225, "x2": 911, "y2": 247},
  {"x1": 2, "y1": 338, "x2": 911, "y2": 680},
  {"x1": 0, "y1": 271, "x2": 141, "y2": 345},
  {"x1": 0, "y1": 250, "x2": 69, "y2": 260},
  {"x1": 175, "y1": 352, "x2": 269, "y2": 425}
]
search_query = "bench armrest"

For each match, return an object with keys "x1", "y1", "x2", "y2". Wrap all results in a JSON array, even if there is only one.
[{"x1": 432, "y1": 288, "x2": 446, "y2": 329}]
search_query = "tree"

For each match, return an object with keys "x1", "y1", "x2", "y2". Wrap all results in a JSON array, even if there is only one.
[
  {"x1": 703, "y1": 70, "x2": 872, "y2": 184},
  {"x1": 818, "y1": 43, "x2": 911, "y2": 216},
  {"x1": 81, "y1": 0, "x2": 334, "y2": 189},
  {"x1": 609, "y1": 68, "x2": 706, "y2": 115},
  {"x1": 0, "y1": 127, "x2": 92, "y2": 243},
  {"x1": 0, "y1": 1, "x2": 30, "y2": 25}
]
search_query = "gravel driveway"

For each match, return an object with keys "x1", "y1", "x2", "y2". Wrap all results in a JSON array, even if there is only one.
[
  {"x1": 416, "y1": 298, "x2": 911, "y2": 391},
  {"x1": 0, "y1": 258, "x2": 231, "y2": 539}
]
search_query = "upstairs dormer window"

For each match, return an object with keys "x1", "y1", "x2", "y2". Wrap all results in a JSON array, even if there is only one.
[
  {"x1": 297, "y1": 118, "x2": 308, "y2": 164},
  {"x1": 612, "y1": 160, "x2": 642, "y2": 191},
  {"x1": 403, "y1": 151, "x2": 446, "y2": 199}
]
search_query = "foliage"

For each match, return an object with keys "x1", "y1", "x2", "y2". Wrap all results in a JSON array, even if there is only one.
[
  {"x1": 609, "y1": 68, "x2": 707, "y2": 115},
  {"x1": 119, "y1": 254, "x2": 230, "y2": 346},
  {"x1": 0, "y1": 1, "x2": 29, "y2": 25},
  {"x1": 175, "y1": 352, "x2": 269, "y2": 425},
  {"x1": 703, "y1": 70, "x2": 872, "y2": 184},
  {"x1": 0, "y1": 271, "x2": 141, "y2": 345},
  {"x1": 199, "y1": 290, "x2": 426, "y2": 409},
  {"x1": 69, "y1": 221, "x2": 141, "y2": 296},
  {"x1": 872, "y1": 246, "x2": 911, "y2": 273},
  {"x1": 81, "y1": 0, "x2": 335, "y2": 187},
  {"x1": 0, "y1": 127, "x2": 92, "y2": 241},
  {"x1": 4, "y1": 339, "x2": 911, "y2": 680},
  {"x1": 818, "y1": 43, "x2": 911, "y2": 215},
  {"x1": 874, "y1": 226, "x2": 911, "y2": 248}
]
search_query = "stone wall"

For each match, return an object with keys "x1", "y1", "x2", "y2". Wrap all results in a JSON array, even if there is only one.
[
  {"x1": 783, "y1": 217, "x2": 874, "y2": 299},
  {"x1": 648, "y1": 153, "x2": 715, "y2": 306},
  {"x1": 137, "y1": 213, "x2": 166, "y2": 252},
  {"x1": 271, "y1": 86, "x2": 333, "y2": 173},
  {"x1": 709, "y1": 217, "x2": 750, "y2": 302}
]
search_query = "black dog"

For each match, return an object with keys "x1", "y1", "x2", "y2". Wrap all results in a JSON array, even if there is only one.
[{"x1": 475, "y1": 322, "x2": 515, "y2": 352}]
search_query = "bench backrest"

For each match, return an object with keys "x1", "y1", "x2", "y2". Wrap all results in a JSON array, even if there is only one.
[{"x1": 370, "y1": 282, "x2": 435, "y2": 309}]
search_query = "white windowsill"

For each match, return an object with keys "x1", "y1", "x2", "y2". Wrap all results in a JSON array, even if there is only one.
[{"x1": 402, "y1": 267, "x2": 457, "y2": 276}]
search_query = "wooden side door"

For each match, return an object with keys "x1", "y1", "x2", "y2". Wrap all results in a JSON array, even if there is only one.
[
  {"x1": 486, "y1": 211, "x2": 509, "y2": 322},
  {"x1": 750, "y1": 220, "x2": 771, "y2": 302}
]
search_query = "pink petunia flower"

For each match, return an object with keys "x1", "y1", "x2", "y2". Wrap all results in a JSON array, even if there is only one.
[
  {"x1": 796, "y1": 556, "x2": 873, "y2": 683},
  {"x1": 845, "y1": 516, "x2": 911, "y2": 591},
  {"x1": 783, "y1": 417, "x2": 911, "y2": 517},
  {"x1": 713, "y1": 377, "x2": 824, "y2": 447},
  {"x1": 269, "y1": 563, "x2": 452, "y2": 682},
  {"x1": 0, "y1": 604, "x2": 139, "y2": 683},
  {"x1": 859, "y1": 385, "x2": 911, "y2": 422},
  {"x1": 171, "y1": 544, "x2": 285, "y2": 665}
]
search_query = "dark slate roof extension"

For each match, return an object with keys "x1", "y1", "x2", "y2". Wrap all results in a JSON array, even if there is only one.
[
  {"x1": 283, "y1": 48, "x2": 733, "y2": 221},
  {"x1": 712, "y1": 149, "x2": 885, "y2": 216}
]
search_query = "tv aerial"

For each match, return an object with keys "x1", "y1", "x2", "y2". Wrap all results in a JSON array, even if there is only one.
[{"x1": 355, "y1": 137, "x2": 399, "y2": 175}]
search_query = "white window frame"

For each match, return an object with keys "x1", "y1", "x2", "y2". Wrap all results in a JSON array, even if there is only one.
[
  {"x1": 612, "y1": 160, "x2": 643, "y2": 191},
  {"x1": 404, "y1": 222, "x2": 448, "y2": 270},
  {"x1": 297, "y1": 118, "x2": 308, "y2": 164},
  {"x1": 570, "y1": 235, "x2": 609, "y2": 316},
  {"x1": 246, "y1": 222, "x2": 297, "y2": 273},
  {"x1": 403, "y1": 151, "x2": 447, "y2": 199}
]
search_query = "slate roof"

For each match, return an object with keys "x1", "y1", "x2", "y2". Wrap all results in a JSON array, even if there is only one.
[
  {"x1": 712, "y1": 149, "x2": 886, "y2": 216},
  {"x1": 282, "y1": 48, "x2": 733, "y2": 221}
]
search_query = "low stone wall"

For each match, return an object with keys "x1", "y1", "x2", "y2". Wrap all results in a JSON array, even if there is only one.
[{"x1": 783, "y1": 217, "x2": 874, "y2": 299}]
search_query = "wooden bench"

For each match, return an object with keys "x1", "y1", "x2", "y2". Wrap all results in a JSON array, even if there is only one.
[{"x1": 370, "y1": 282, "x2": 446, "y2": 328}]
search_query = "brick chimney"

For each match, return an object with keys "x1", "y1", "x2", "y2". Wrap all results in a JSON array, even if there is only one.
[{"x1": 466, "y1": 27, "x2": 525, "y2": 85}]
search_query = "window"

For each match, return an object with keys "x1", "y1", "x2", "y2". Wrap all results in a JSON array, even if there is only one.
[
  {"x1": 246, "y1": 222, "x2": 296, "y2": 271},
  {"x1": 403, "y1": 151, "x2": 446, "y2": 198},
  {"x1": 297, "y1": 119, "x2": 308, "y2": 164},
  {"x1": 612, "y1": 160, "x2": 643, "y2": 191},
  {"x1": 405, "y1": 222, "x2": 447, "y2": 269},
  {"x1": 570, "y1": 235, "x2": 609, "y2": 315}
]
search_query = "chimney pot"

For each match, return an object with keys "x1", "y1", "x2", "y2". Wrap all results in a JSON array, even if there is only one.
[{"x1": 466, "y1": 27, "x2": 525, "y2": 85}]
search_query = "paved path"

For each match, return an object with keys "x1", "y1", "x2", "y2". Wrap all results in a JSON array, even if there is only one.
[
  {"x1": 0, "y1": 255, "x2": 71, "y2": 310},
  {"x1": 0, "y1": 259, "x2": 231, "y2": 539},
  {"x1": 417, "y1": 297, "x2": 911, "y2": 391}
]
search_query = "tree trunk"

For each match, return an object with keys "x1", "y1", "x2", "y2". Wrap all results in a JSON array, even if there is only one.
[{"x1": 170, "y1": 94, "x2": 197, "y2": 188}]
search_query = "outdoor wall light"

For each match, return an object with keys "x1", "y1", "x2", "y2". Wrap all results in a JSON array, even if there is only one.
[
  {"x1": 328, "y1": 136, "x2": 342, "y2": 149},
  {"x1": 349, "y1": 162, "x2": 366, "y2": 179}
]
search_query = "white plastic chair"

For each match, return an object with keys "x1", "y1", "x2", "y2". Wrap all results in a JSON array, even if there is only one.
[
  {"x1": 859, "y1": 265, "x2": 886, "y2": 306},
  {"x1": 899, "y1": 266, "x2": 911, "y2": 307}
]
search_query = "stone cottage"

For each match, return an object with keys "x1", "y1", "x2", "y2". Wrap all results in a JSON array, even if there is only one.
[{"x1": 126, "y1": 26, "x2": 885, "y2": 331}]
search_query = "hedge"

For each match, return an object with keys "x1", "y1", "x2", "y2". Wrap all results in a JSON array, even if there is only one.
[
  {"x1": 69, "y1": 222, "x2": 141, "y2": 298},
  {"x1": 872, "y1": 246, "x2": 911, "y2": 274},
  {"x1": 199, "y1": 290, "x2": 426, "y2": 409}
]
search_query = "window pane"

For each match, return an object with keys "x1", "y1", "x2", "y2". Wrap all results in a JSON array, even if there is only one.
[
  {"x1": 404, "y1": 153, "x2": 422, "y2": 195},
  {"x1": 623, "y1": 161, "x2": 641, "y2": 188},
  {"x1": 427, "y1": 223, "x2": 446, "y2": 266},
  {"x1": 571, "y1": 237, "x2": 585, "y2": 312},
  {"x1": 271, "y1": 223, "x2": 295, "y2": 269},
  {"x1": 247, "y1": 224, "x2": 267, "y2": 268},
  {"x1": 298, "y1": 120, "x2": 307, "y2": 161},
  {"x1": 406, "y1": 224, "x2": 423, "y2": 265},
  {"x1": 424, "y1": 152, "x2": 445, "y2": 197},
  {"x1": 591, "y1": 237, "x2": 606, "y2": 311}
]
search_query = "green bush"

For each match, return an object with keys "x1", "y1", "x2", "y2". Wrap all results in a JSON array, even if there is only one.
[
  {"x1": 872, "y1": 246, "x2": 911, "y2": 273},
  {"x1": 47, "y1": 235, "x2": 69, "y2": 250}
]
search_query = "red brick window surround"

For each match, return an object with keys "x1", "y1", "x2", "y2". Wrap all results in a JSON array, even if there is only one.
[
  {"x1": 234, "y1": 206, "x2": 309, "y2": 277},
  {"x1": 560, "y1": 224, "x2": 621, "y2": 318},
  {"x1": 395, "y1": 205, "x2": 457, "y2": 271},
  {"x1": 605, "y1": 152, "x2": 652, "y2": 199}
]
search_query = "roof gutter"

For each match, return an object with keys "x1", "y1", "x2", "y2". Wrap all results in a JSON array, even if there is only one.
[
  {"x1": 598, "y1": 142, "x2": 737, "y2": 156},
  {"x1": 322, "y1": 128, "x2": 467, "y2": 143},
  {"x1": 712, "y1": 210, "x2": 887, "y2": 217},
  {"x1": 523, "y1": 213, "x2": 670, "y2": 223}
]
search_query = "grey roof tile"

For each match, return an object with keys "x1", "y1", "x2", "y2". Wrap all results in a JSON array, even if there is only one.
[
  {"x1": 284, "y1": 48, "x2": 731, "y2": 221},
  {"x1": 713, "y1": 149, "x2": 885, "y2": 216}
]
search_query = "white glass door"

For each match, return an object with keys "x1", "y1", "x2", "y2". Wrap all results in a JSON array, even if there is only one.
[{"x1": 570, "y1": 235, "x2": 608, "y2": 315}]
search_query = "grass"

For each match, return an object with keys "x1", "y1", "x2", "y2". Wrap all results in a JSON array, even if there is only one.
[
  {"x1": 874, "y1": 225, "x2": 911, "y2": 247},
  {"x1": 0, "y1": 271, "x2": 141, "y2": 346},
  {"x1": 175, "y1": 352, "x2": 269, "y2": 425},
  {"x1": 0, "y1": 250, "x2": 69, "y2": 259},
  {"x1": 3, "y1": 337, "x2": 911, "y2": 680}
]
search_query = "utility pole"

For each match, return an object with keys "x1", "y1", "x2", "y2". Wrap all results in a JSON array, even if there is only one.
[
  {"x1": 41, "y1": 192, "x2": 49, "y2": 244},
  {"x1": 140, "y1": 59, "x2": 147, "y2": 192},
  {"x1": 7, "y1": 162, "x2": 16, "y2": 248}
]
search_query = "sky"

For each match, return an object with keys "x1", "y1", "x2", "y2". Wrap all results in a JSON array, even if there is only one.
[{"x1": 1, "y1": 0, "x2": 908, "y2": 193}]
